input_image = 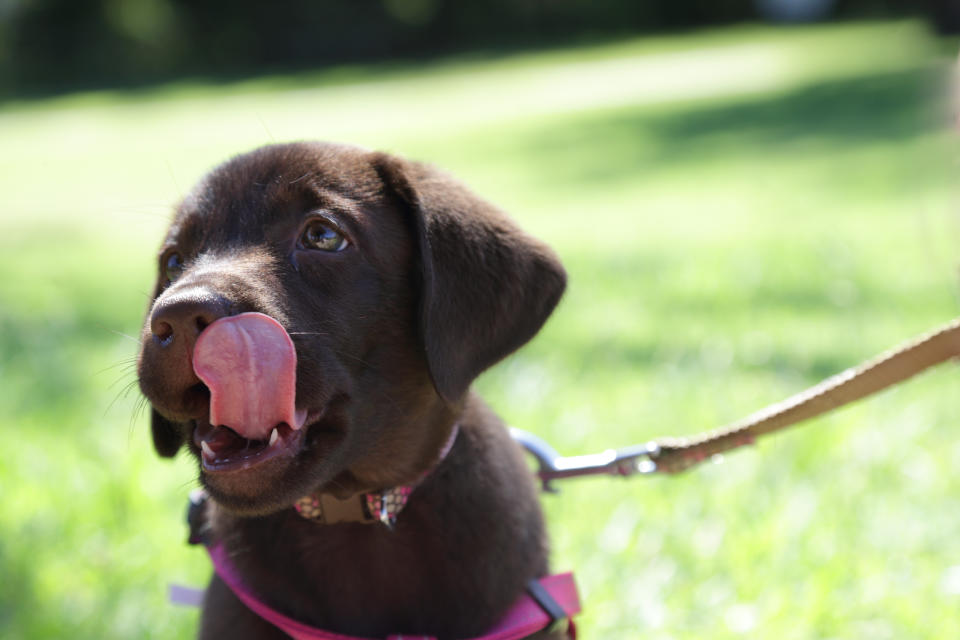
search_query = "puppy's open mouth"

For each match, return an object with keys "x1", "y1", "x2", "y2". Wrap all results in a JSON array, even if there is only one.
[{"x1": 193, "y1": 419, "x2": 306, "y2": 472}]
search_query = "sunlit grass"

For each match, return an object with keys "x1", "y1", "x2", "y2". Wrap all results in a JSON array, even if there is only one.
[{"x1": 1, "y1": 18, "x2": 959, "y2": 639}]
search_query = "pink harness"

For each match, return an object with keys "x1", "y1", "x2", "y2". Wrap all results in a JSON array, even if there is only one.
[{"x1": 207, "y1": 540, "x2": 580, "y2": 640}]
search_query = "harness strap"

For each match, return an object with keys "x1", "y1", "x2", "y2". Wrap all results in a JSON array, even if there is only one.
[
  {"x1": 207, "y1": 541, "x2": 580, "y2": 640},
  {"x1": 650, "y1": 316, "x2": 960, "y2": 473}
]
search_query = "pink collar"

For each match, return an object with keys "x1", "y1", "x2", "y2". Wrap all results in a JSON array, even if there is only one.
[{"x1": 207, "y1": 540, "x2": 580, "y2": 640}]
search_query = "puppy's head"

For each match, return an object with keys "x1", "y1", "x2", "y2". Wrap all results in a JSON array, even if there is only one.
[{"x1": 137, "y1": 142, "x2": 565, "y2": 514}]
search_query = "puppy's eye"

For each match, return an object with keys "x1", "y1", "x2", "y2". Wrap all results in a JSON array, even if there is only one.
[
  {"x1": 163, "y1": 252, "x2": 184, "y2": 282},
  {"x1": 300, "y1": 220, "x2": 349, "y2": 252}
]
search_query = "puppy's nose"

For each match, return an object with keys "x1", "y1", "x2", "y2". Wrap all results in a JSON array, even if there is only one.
[{"x1": 150, "y1": 291, "x2": 231, "y2": 350}]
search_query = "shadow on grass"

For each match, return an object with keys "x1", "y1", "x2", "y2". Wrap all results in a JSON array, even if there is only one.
[
  {"x1": 648, "y1": 67, "x2": 940, "y2": 146},
  {"x1": 491, "y1": 66, "x2": 945, "y2": 192}
]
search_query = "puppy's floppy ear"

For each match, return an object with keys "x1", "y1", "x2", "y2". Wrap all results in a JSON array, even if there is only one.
[
  {"x1": 374, "y1": 153, "x2": 567, "y2": 402},
  {"x1": 151, "y1": 409, "x2": 184, "y2": 457}
]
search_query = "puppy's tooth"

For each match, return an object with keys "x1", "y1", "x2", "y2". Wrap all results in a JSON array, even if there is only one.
[
  {"x1": 269, "y1": 428, "x2": 279, "y2": 447},
  {"x1": 200, "y1": 440, "x2": 215, "y2": 459}
]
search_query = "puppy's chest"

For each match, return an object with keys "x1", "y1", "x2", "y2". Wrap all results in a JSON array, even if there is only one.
[
  {"x1": 220, "y1": 511, "x2": 440, "y2": 588},
  {"x1": 218, "y1": 516, "x2": 477, "y2": 631}
]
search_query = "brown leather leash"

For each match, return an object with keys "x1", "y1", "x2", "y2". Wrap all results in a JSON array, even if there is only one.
[{"x1": 513, "y1": 316, "x2": 960, "y2": 489}]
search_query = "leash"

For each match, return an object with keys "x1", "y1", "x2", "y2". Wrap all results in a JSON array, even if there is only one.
[{"x1": 514, "y1": 316, "x2": 960, "y2": 489}]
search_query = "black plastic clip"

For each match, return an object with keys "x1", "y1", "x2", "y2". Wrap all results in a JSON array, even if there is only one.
[{"x1": 525, "y1": 578, "x2": 570, "y2": 635}]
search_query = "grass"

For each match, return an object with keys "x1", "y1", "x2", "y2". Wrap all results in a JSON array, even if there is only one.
[{"x1": 2, "y1": 18, "x2": 959, "y2": 639}]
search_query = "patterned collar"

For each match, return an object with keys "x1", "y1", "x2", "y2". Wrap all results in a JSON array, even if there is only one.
[{"x1": 294, "y1": 424, "x2": 460, "y2": 528}]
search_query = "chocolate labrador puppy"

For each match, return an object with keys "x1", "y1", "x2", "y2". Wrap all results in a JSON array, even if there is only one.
[{"x1": 137, "y1": 142, "x2": 571, "y2": 639}]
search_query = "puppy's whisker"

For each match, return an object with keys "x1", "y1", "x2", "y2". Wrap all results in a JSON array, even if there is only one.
[
  {"x1": 326, "y1": 349, "x2": 375, "y2": 368},
  {"x1": 95, "y1": 357, "x2": 139, "y2": 378},
  {"x1": 99, "y1": 325, "x2": 142, "y2": 345},
  {"x1": 164, "y1": 157, "x2": 185, "y2": 199},
  {"x1": 177, "y1": 477, "x2": 202, "y2": 493},
  {"x1": 105, "y1": 378, "x2": 141, "y2": 417},
  {"x1": 133, "y1": 395, "x2": 150, "y2": 421},
  {"x1": 288, "y1": 172, "x2": 313, "y2": 185},
  {"x1": 107, "y1": 373, "x2": 134, "y2": 391},
  {"x1": 256, "y1": 114, "x2": 276, "y2": 143},
  {"x1": 121, "y1": 378, "x2": 143, "y2": 399},
  {"x1": 139, "y1": 289, "x2": 160, "y2": 303},
  {"x1": 100, "y1": 359, "x2": 139, "y2": 393},
  {"x1": 130, "y1": 394, "x2": 145, "y2": 421},
  {"x1": 128, "y1": 395, "x2": 151, "y2": 441}
]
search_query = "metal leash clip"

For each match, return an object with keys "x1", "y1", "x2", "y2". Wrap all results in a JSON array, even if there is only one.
[
  {"x1": 512, "y1": 317, "x2": 960, "y2": 488},
  {"x1": 510, "y1": 428, "x2": 659, "y2": 492}
]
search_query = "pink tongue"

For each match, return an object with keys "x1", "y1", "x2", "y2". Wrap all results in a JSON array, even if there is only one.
[{"x1": 193, "y1": 312, "x2": 306, "y2": 441}]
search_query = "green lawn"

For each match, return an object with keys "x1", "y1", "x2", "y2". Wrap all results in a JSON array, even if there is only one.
[{"x1": 2, "y1": 19, "x2": 959, "y2": 639}]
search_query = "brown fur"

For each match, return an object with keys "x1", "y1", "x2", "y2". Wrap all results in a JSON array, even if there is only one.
[{"x1": 137, "y1": 142, "x2": 568, "y2": 639}]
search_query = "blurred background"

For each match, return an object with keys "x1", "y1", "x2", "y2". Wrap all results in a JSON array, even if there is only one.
[{"x1": 2, "y1": 1, "x2": 960, "y2": 638}]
